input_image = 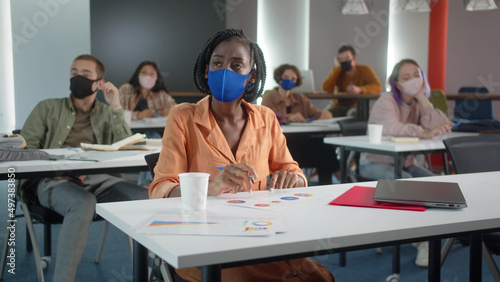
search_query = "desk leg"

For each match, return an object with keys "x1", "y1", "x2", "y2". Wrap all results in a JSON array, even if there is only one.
[
  {"x1": 470, "y1": 234, "x2": 483, "y2": 281},
  {"x1": 442, "y1": 153, "x2": 449, "y2": 175},
  {"x1": 392, "y1": 245, "x2": 400, "y2": 274},
  {"x1": 429, "y1": 239, "x2": 441, "y2": 282},
  {"x1": 133, "y1": 240, "x2": 148, "y2": 282},
  {"x1": 202, "y1": 265, "x2": 221, "y2": 282},
  {"x1": 394, "y1": 154, "x2": 403, "y2": 179},
  {"x1": 357, "y1": 100, "x2": 368, "y2": 120},
  {"x1": 340, "y1": 147, "x2": 347, "y2": 183}
]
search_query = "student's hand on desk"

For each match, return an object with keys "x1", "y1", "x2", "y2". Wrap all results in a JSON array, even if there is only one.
[
  {"x1": 102, "y1": 82, "x2": 122, "y2": 110},
  {"x1": 422, "y1": 121, "x2": 454, "y2": 139},
  {"x1": 346, "y1": 84, "x2": 362, "y2": 95},
  {"x1": 286, "y1": 112, "x2": 306, "y2": 123},
  {"x1": 269, "y1": 171, "x2": 301, "y2": 189},
  {"x1": 208, "y1": 163, "x2": 258, "y2": 196},
  {"x1": 160, "y1": 107, "x2": 170, "y2": 117},
  {"x1": 137, "y1": 109, "x2": 155, "y2": 119},
  {"x1": 319, "y1": 110, "x2": 332, "y2": 120}
]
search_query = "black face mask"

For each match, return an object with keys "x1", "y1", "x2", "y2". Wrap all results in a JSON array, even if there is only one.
[
  {"x1": 340, "y1": 60, "x2": 353, "y2": 72},
  {"x1": 70, "y1": 75, "x2": 99, "y2": 99}
]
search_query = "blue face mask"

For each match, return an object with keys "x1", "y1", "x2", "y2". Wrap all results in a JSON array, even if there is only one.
[
  {"x1": 207, "y1": 68, "x2": 252, "y2": 102},
  {"x1": 280, "y1": 78, "x2": 296, "y2": 91}
]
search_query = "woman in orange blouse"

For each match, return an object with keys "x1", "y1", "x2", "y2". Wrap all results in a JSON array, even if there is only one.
[
  {"x1": 149, "y1": 29, "x2": 334, "y2": 282},
  {"x1": 119, "y1": 61, "x2": 176, "y2": 120}
]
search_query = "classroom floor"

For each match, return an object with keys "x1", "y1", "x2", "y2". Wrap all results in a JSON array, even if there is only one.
[{"x1": 1, "y1": 180, "x2": 498, "y2": 282}]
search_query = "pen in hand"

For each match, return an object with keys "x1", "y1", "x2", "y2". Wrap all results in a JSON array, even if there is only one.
[{"x1": 217, "y1": 166, "x2": 253, "y2": 195}]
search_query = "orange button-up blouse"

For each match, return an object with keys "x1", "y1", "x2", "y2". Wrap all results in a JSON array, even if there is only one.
[{"x1": 149, "y1": 96, "x2": 307, "y2": 198}]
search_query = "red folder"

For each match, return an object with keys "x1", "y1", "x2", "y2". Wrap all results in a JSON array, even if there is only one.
[{"x1": 329, "y1": 186, "x2": 426, "y2": 212}]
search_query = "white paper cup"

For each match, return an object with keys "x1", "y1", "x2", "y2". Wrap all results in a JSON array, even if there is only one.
[
  {"x1": 368, "y1": 124, "x2": 383, "y2": 143},
  {"x1": 178, "y1": 172, "x2": 210, "y2": 211},
  {"x1": 123, "y1": 110, "x2": 132, "y2": 125}
]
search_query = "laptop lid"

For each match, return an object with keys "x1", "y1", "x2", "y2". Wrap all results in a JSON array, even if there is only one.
[
  {"x1": 373, "y1": 179, "x2": 467, "y2": 209},
  {"x1": 293, "y1": 69, "x2": 315, "y2": 93}
]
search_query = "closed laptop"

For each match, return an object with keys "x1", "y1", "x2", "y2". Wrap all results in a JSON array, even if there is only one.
[{"x1": 374, "y1": 179, "x2": 467, "y2": 209}]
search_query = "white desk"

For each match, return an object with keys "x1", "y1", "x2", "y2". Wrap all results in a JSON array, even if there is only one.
[
  {"x1": 324, "y1": 132, "x2": 477, "y2": 181},
  {"x1": 281, "y1": 123, "x2": 340, "y2": 135},
  {"x1": 0, "y1": 148, "x2": 159, "y2": 180},
  {"x1": 97, "y1": 172, "x2": 500, "y2": 282}
]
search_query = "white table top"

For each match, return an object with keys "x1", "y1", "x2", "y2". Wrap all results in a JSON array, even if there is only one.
[
  {"x1": 0, "y1": 148, "x2": 159, "y2": 177},
  {"x1": 129, "y1": 117, "x2": 168, "y2": 129},
  {"x1": 281, "y1": 123, "x2": 340, "y2": 134},
  {"x1": 97, "y1": 172, "x2": 500, "y2": 269},
  {"x1": 324, "y1": 132, "x2": 477, "y2": 153}
]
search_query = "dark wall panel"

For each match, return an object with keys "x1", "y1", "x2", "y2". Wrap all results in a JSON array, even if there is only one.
[{"x1": 90, "y1": 0, "x2": 225, "y2": 92}]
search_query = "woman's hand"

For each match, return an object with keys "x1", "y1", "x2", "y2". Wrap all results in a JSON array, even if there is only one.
[
  {"x1": 160, "y1": 107, "x2": 171, "y2": 117},
  {"x1": 422, "y1": 121, "x2": 454, "y2": 139},
  {"x1": 269, "y1": 171, "x2": 303, "y2": 189},
  {"x1": 286, "y1": 112, "x2": 306, "y2": 123},
  {"x1": 318, "y1": 110, "x2": 332, "y2": 120},
  {"x1": 208, "y1": 163, "x2": 258, "y2": 196},
  {"x1": 136, "y1": 109, "x2": 155, "y2": 119},
  {"x1": 414, "y1": 80, "x2": 432, "y2": 109}
]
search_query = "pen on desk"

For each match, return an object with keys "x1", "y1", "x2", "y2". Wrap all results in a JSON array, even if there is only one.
[
  {"x1": 451, "y1": 123, "x2": 460, "y2": 129},
  {"x1": 307, "y1": 117, "x2": 316, "y2": 122}
]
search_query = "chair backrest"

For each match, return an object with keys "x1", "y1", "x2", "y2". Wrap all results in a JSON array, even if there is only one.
[
  {"x1": 338, "y1": 119, "x2": 368, "y2": 136},
  {"x1": 453, "y1": 86, "x2": 493, "y2": 121},
  {"x1": 144, "y1": 152, "x2": 160, "y2": 178},
  {"x1": 429, "y1": 89, "x2": 448, "y2": 117},
  {"x1": 443, "y1": 135, "x2": 500, "y2": 174}
]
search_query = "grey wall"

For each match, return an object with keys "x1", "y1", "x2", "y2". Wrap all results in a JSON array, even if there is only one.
[
  {"x1": 310, "y1": 0, "x2": 389, "y2": 92},
  {"x1": 10, "y1": 0, "x2": 91, "y2": 129},
  {"x1": 445, "y1": 1, "x2": 500, "y2": 119},
  {"x1": 225, "y1": 0, "x2": 257, "y2": 42},
  {"x1": 90, "y1": 0, "x2": 225, "y2": 92}
]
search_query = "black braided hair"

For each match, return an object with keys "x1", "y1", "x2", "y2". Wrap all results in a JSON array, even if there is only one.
[{"x1": 193, "y1": 29, "x2": 267, "y2": 103}]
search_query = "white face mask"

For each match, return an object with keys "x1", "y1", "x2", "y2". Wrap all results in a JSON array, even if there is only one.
[
  {"x1": 398, "y1": 76, "x2": 423, "y2": 96},
  {"x1": 139, "y1": 75, "x2": 156, "y2": 90}
]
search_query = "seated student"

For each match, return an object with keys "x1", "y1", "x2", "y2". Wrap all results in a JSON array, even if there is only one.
[
  {"x1": 262, "y1": 64, "x2": 332, "y2": 122},
  {"x1": 149, "y1": 29, "x2": 334, "y2": 282},
  {"x1": 119, "y1": 61, "x2": 176, "y2": 120},
  {"x1": 322, "y1": 45, "x2": 382, "y2": 117},
  {"x1": 359, "y1": 59, "x2": 453, "y2": 267},
  {"x1": 261, "y1": 64, "x2": 339, "y2": 185},
  {"x1": 20, "y1": 54, "x2": 149, "y2": 282}
]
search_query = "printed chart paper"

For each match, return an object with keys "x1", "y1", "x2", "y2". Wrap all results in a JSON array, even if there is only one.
[
  {"x1": 219, "y1": 189, "x2": 331, "y2": 211},
  {"x1": 136, "y1": 210, "x2": 286, "y2": 236}
]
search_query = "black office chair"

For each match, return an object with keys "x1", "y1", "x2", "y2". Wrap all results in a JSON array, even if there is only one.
[
  {"x1": 337, "y1": 119, "x2": 370, "y2": 183},
  {"x1": 144, "y1": 152, "x2": 176, "y2": 282},
  {"x1": 453, "y1": 86, "x2": 493, "y2": 121},
  {"x1": 441, "y1": 135, "x2": 500, "y2": 280}
]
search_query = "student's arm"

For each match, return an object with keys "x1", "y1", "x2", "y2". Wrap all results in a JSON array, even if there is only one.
[
  {"x1": 267, "y1": 111, "x2": 307, "y2": 187},
  {"x1": 20, "y1": 102, "x2": 48, "y2": 150},
  {"x1": 370, "y1": 94, "x2": 426, "y2": 137},
  {"x1": 149, "y1": 106, "x2": 188, "y2": 198},
  {"x1": 359, "y1": 66, "x2": 382, "y2": 94},
  {"x1": 322, "y1": 67, "x2": 342, "y2": 93}
]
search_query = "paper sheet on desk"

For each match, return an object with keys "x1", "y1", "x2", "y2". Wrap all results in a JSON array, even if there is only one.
[
  {"x1": 136, "y1": 210, "x2": 286, "y2": 236},
  {"x1": 220, "y1": 190, "x2": 332, "y2": 212}
]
